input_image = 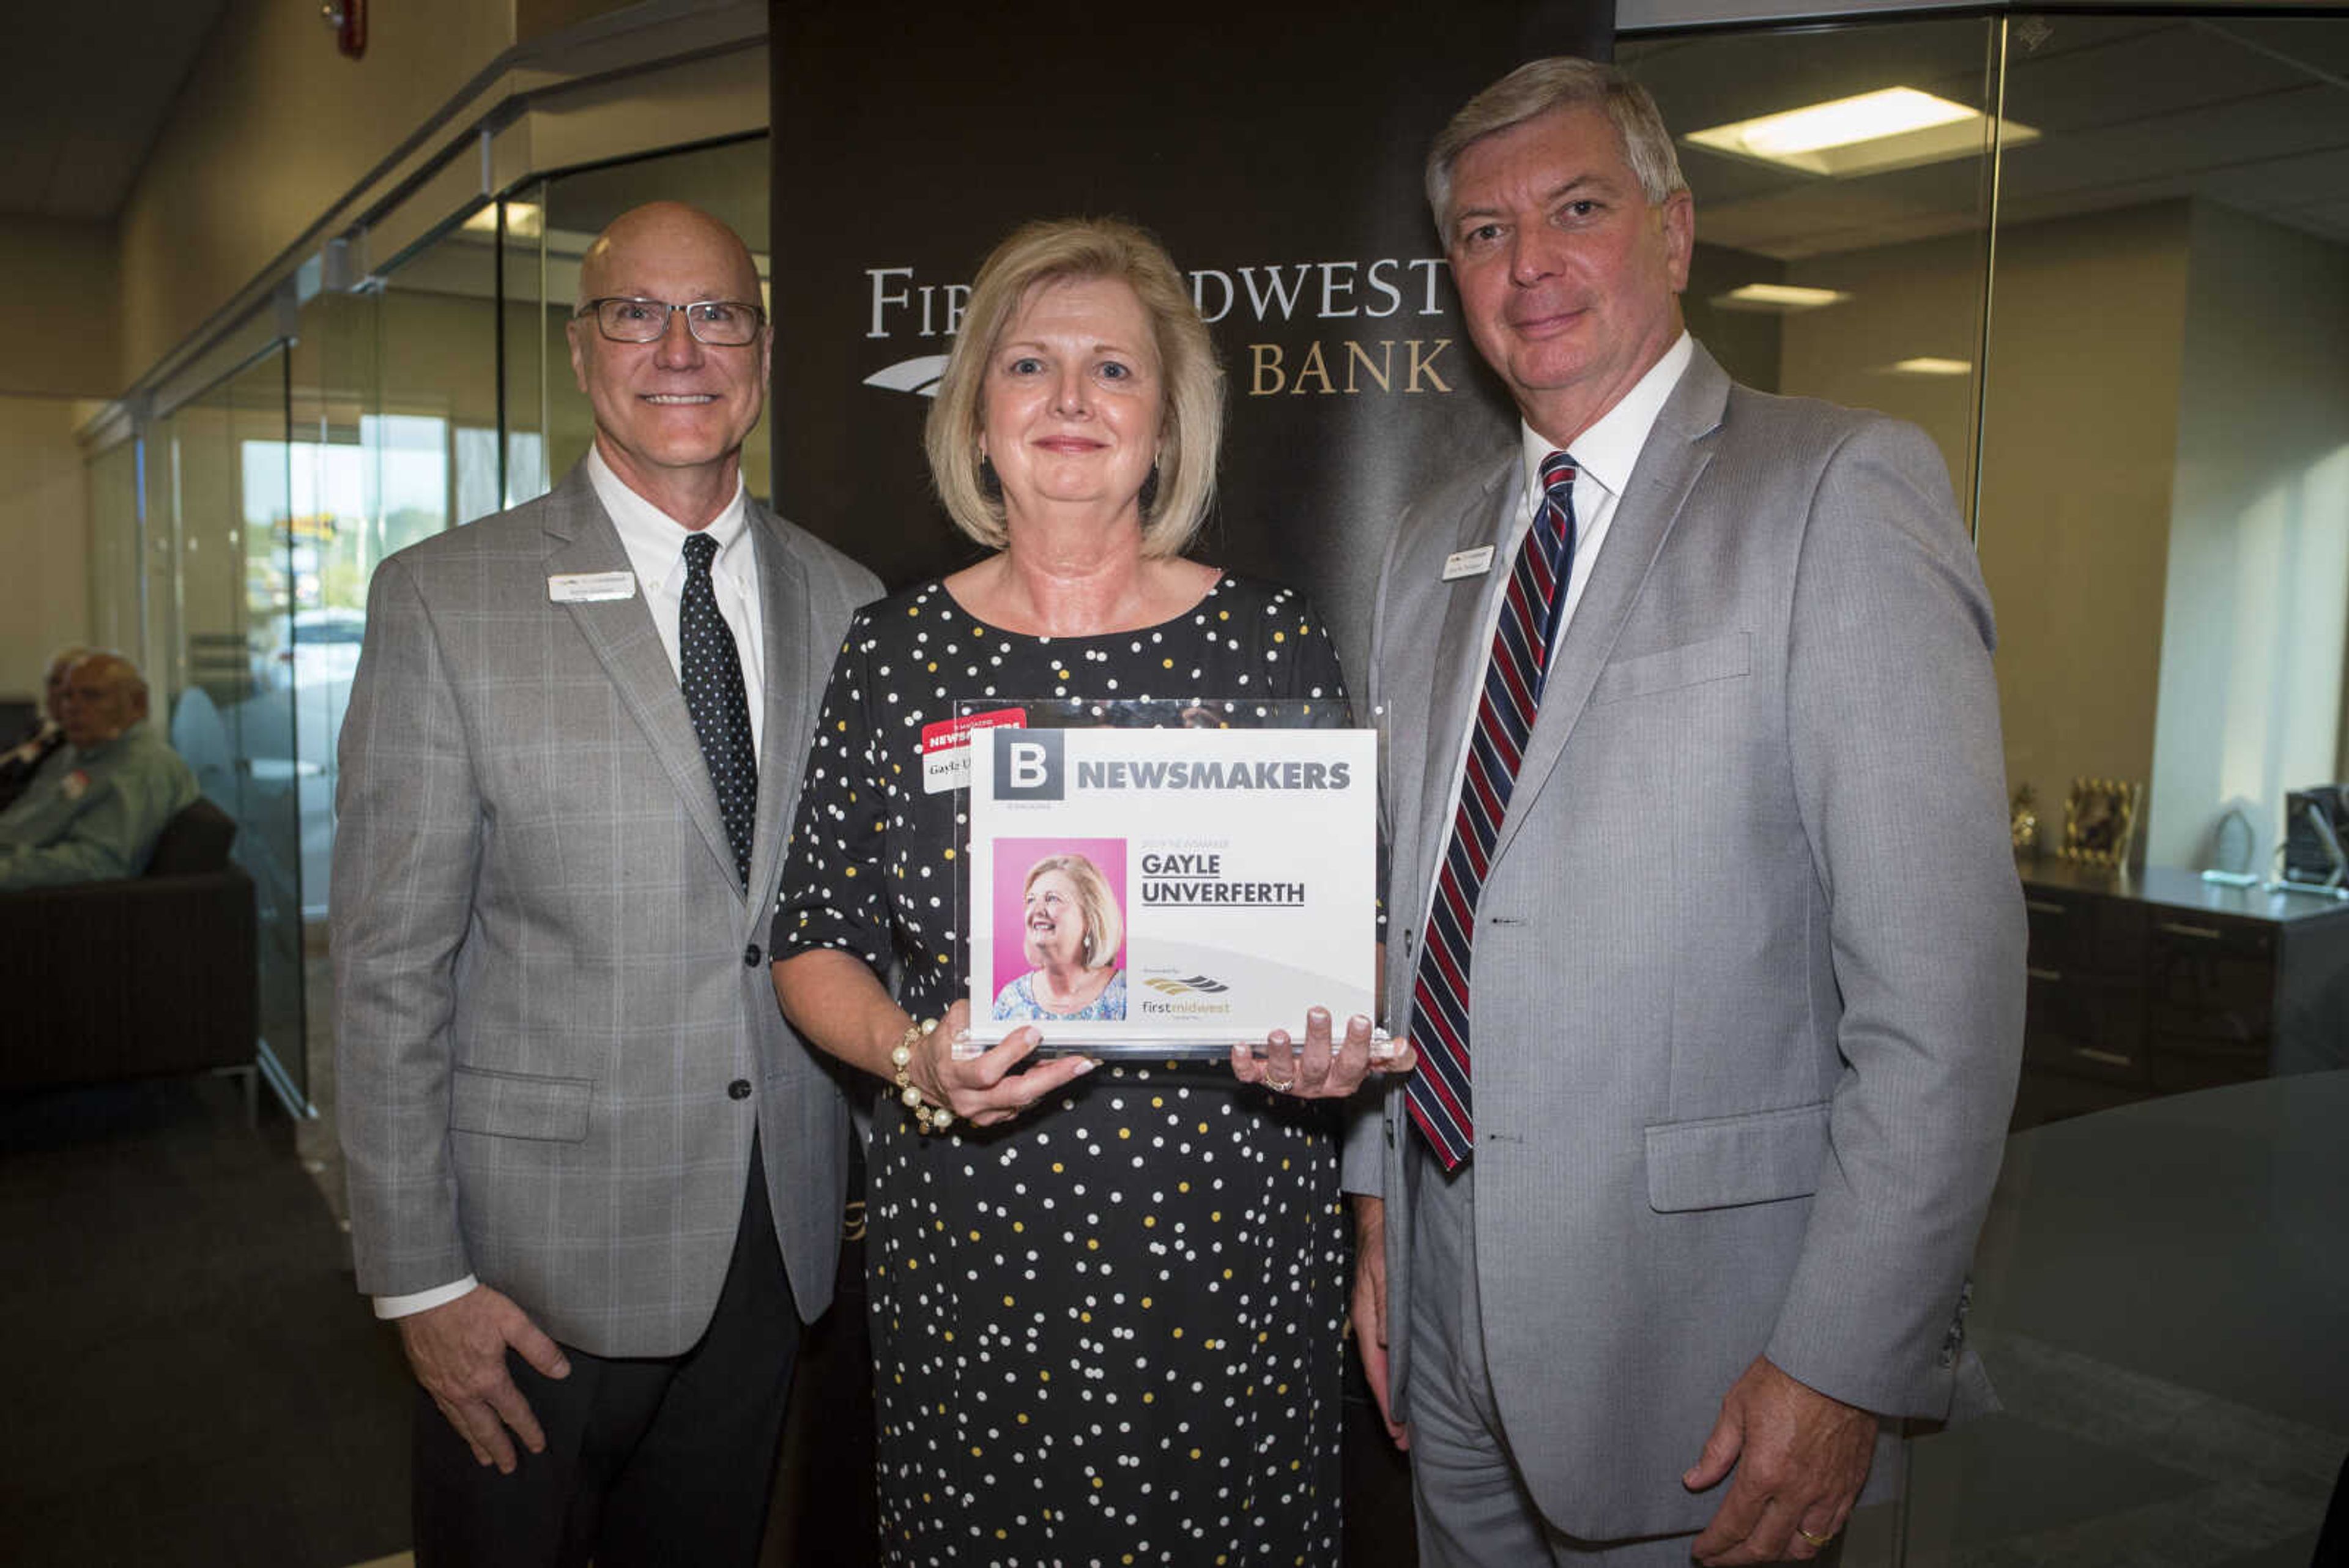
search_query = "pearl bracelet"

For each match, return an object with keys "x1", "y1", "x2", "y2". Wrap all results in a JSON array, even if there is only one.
[{"x1": 891, "y1": 1017, "x2": 951, "y2": 1133}]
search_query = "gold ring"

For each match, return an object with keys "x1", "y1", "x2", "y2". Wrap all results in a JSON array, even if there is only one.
[
  {"x1": 1265, "y1": 1076, "x2": 1296, "y2": 1093},
  {"x1": 1797, "y1": 1527, "x2": 1836, "y2": 1547}
]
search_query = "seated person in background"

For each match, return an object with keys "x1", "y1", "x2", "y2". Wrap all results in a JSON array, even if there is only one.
[
  {"x1": 0, "y1": 645, "x2": 90, "y2": 811},
  {"x1": 0, "y1": 652, "x2": 199, "y2": 890}
]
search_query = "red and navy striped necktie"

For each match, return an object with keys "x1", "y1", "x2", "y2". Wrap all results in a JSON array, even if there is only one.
[{"x1": 1406, "y1": 450, "x2": 1579, "y2": 1169}]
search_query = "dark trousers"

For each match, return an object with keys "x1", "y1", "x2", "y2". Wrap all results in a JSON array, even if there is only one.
[{"x1": 412, "y1": 1138, "x2": 801, "y2": 1568}]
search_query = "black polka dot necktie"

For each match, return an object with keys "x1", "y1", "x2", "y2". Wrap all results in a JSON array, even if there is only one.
[{"x1": 679, "y1": 530, "x2": 757, "y2": 888}]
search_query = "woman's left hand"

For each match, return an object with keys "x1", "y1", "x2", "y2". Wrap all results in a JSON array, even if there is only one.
[{"x1": 1229, "y1": 1008, "x2": 1414, "y2": 1099}]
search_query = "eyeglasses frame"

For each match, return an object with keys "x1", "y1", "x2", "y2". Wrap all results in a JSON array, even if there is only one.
[{"x1": 573, "y1": 296, "x2": 768, "y2": 346}]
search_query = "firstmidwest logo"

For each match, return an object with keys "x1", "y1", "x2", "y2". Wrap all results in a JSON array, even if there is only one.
[
  {"x1": 1143, "y1": 975, "x2": 1232, "y2": 996},
  {"x1": 862, "y1": 256, "x2": 1459, "y2": 401}
]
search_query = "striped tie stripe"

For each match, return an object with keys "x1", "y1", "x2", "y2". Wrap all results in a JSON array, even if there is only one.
[{"x1": 1405, "y1": 451, "x2": 1579, "y2": 1169}]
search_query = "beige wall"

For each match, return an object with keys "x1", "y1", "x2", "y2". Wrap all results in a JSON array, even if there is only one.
[
  {"x1": 0, "y1": 218, "x2": 121, "y2": 400},
  {"x1": 116, "y1": 0, "x2": 518, "y2": 389},
  {"x1": 1771, "y1": 204, "x2": 2194, "y2": 848},
  {"x1": 2147, "y1": 204, "x2": 2349, "y2": 869},
  {"x1": 0, "y1": 395, "x2": 103, "y2": 692}
]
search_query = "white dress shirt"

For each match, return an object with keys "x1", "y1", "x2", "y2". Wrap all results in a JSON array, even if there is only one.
[
  {"x1": 374, "y1": 448, "x2": 768, "y2": 1322},
  {"x1": 1416, "y1": 332, "x2": 1694, "y2": 938}
]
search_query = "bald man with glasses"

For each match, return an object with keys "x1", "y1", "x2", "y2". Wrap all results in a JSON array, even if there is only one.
[{"x1": 334, "y1": 201, "x2": 879, "y2": 1566}]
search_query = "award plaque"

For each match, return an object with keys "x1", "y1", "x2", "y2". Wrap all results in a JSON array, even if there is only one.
[{"x1": 957, "y1": 697, "x2": 1378, "y2": 1057}]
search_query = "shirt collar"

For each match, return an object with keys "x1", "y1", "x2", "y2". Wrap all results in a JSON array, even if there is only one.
[
  {"x1": 586, "y1": 443, "x2": 751, "y2": 582},
  {"x1": 1518, "y1": 330, "x2": 1694, "y2": 507}
]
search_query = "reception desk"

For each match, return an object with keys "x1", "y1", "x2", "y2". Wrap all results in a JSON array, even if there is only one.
[{"x1": 2015, "y1": 862, "x2": 2349, "y2": 1128}]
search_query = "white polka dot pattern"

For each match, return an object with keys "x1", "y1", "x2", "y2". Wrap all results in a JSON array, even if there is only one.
[
  {"x1": 773, "y1": 575, "x2": 1356, "y2": 1565},
  {"x1": 680, "y1": 530, "x2": 759, "y2": 886}
]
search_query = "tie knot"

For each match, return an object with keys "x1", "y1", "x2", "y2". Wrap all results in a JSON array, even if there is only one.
[
  {"x1": 1539, "y1": 450, "x2": 1578, "y2": 496},
  {"x1": 682, "y1": 530, "x2": 719, "y2": 574}
]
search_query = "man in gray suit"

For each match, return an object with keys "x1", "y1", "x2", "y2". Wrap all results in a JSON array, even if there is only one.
[
  {"x1": 334, "y1": 201, "x2": 878, "y2": 1566},
  {"x1": 1346, "y1": 59, "x2": 2024, "y2": 1566}
]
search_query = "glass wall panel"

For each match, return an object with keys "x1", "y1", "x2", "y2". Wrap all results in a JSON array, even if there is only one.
[
  {"x1": 1622, "y1": 18, "x2": 2000, "y2": 522},
  {"x1": 163, "y1": 346, "x2": 306, "y2": 1104},
  {"x1": 86, "y1": 439, "x2": 141, "y2": 658},
  {"x1": 1979, "y1": 12, "x2": 2349, "y2": 885}
]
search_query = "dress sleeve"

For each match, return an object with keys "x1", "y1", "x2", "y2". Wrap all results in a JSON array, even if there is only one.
[{"x1": 771, "y1": 615, "x2": 896, "y2": 973}]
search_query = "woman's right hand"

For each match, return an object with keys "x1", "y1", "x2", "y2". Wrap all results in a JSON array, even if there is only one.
[{"x1": 906, "y1": 999, "x2": 1098, "y2": 1129}]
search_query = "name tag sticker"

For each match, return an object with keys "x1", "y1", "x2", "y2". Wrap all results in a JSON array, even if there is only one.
[
  {"x1": 547, "y1": 571, "x2": 638, "y2": 604},
  {"x1": 922, "y1": 708, "x2": 1027, "y2": 795},
  {"x1": 1442, "y1": 546, "x2": 1495, "y2": 581}
]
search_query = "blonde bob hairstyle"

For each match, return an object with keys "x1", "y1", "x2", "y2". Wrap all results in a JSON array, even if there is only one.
[
  {"x1": 925, "y1": 217, "x2": 1222, "y2": 559},
  {"x1": 1023, "y1": 852, "x2": 1124, "y2": 975}
]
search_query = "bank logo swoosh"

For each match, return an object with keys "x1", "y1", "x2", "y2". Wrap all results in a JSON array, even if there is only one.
[
  {"x1": 1144, "y1": 975, "x2": 1231, "y2": 996},
  {"x1": 864, "y1": 355, "x2": 951, "y2": 398}
]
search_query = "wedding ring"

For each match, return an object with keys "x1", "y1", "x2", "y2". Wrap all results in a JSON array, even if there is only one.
[
  {"x1": 1797, "y1": 1527, "x2": 1836, "y2": 1547},
  {"x1": 1264, "y1": 1075, "x2": 1296, "y2": 1093}
]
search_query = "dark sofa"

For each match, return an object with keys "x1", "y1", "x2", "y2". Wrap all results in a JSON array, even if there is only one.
[{"x1": 0, "y1": 797, "x2": 258, "y2": 1099}]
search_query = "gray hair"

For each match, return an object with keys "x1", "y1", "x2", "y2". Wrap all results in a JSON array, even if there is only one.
[{"x1": 1427, "y1": 57, "x2": 1687, "y2": 235}]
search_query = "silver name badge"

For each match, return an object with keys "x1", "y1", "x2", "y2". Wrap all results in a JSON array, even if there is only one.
[
  {"x1": 547, "y1": 571, "x2": 639, "y2": 604},
  {"x1": 1442, "y1": 546, "x2": 1496, "y2": 581}
]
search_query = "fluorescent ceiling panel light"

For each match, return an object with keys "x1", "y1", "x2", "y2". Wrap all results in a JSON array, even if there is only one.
[
  {"x1": 1684, "y1": 88, "x2": 2038, "y2": 178},
  {"x1": 1888, "y1": 357, "x2": 1973, "y2": 376},
  {"x1": 1712, "y1": 283, "x2": 1851, "y2": 312}
]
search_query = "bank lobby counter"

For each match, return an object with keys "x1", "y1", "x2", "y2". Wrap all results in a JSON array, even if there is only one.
[
  {"x1": 1898, "y1": 1069, "x2": 2349, "y2": 1566},
  {"x1": 2013, "y1": 861, "x2": 2349, "y2": 1130}
]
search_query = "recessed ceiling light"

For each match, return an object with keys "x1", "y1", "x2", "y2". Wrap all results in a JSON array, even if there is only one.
[
  {"x1": 1685, "y1": 88, "x2": 2038, "y2": 178},
  {"x1": 1711, "y1": 283, "x2": 1852, "y2": 312},
  {"x1": 1888, "y1": 357, "x2": 1973, "y2": 376}
]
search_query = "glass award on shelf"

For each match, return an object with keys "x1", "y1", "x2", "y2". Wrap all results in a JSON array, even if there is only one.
[{"x1": 951, "y1": 696, "x2": 1381, "y2": 1058}]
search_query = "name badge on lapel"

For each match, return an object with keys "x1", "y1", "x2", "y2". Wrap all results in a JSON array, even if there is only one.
[
  {"x1": 1442, "y1": 546, "x2": 1495, "y2": 582},
  {"x1": 547, "y1": 571, "x2": 638, "y2": 604}
]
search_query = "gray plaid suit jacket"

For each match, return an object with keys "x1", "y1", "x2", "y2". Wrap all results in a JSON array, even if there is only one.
[
  {"x1": 333, "y1": 463, "x2": 880, "y2": 1357},
  {"x1": 1345, "y1": 342, "x2": 2025, "y2": 1540}
]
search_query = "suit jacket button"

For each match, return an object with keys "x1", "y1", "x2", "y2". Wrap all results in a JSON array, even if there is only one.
[
  {"x1": 728, "y1": 1079, "x2": 752, "y2": 1101},
  {"x1": 743, "y1": 943, "x2": 762, "y2": 967}
]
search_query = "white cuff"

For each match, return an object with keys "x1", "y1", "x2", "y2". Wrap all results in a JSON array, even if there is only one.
[{"x1": 373, "y1": 1276, "x2": 479, "y2": 1320}]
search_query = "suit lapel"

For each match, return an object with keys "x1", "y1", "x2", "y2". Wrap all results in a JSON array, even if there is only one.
[
  {"x1": 746, "y1": 503, "x2": 812, "y2": 925},
  {"x1": 1414, "y1": 458, "x2": 1520, "y2": 866},
  {"x1": 541, "y1": 467, "x2": 742, "y2": 901},
  {"x1": 1489, "y1": 347, "x2": 1731, "y2": 868}
]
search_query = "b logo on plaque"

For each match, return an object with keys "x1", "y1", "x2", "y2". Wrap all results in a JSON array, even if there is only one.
[{"x1": 994, "y1": 729, "x2": 1065, "y2": 801}]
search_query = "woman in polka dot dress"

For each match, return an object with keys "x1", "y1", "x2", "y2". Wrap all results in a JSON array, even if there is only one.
[{"x1": 771, "y1": 218, "x2": 1411, "y2": 1567}]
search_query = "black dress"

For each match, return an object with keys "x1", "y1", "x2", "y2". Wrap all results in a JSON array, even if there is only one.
[{"x1": 774, "y1": 575, "x2": 1353, "y2": 1567}]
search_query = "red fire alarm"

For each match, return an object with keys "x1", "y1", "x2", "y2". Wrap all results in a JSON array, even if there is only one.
[{"x1": 321, "y1": 0, "x2": 367, "y2": 59}]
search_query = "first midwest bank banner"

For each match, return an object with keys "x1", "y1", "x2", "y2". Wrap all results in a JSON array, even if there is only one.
[{"x1": 770, "y1": 0, "x2": 1614, "y2": 687}]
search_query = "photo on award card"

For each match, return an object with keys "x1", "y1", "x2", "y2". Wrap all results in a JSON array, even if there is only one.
[{"x1": 990, "y1": 838, "x2": 1129, "y2": 1024}]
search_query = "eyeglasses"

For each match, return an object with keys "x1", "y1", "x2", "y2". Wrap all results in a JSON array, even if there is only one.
[{"x1": 575, "y1": 297, "x2": 766, "y2": 346}]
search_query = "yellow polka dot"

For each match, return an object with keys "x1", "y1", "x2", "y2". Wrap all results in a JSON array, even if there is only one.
[
  {"x1": 844, "y1": 866, "x2": 856, "y2": 877},
  {"x1": 1141, "y1": 1296, "x2": 1152, "y2": 1308},
  {"x1": 1003, "y1": 1295, "x2": 1015, "y2": 1306},
  {"x1": 1223, "y1": 1268, "x2": 1234, "y2": 1279},
  {"x1": 1152, "y1": 1096, "x2": 1165, "y2": 1107},
  {"x1": 1017, "y1": 1413, "x2": 1029, "y2": 1424},
  {"x1": 1040, "y1": 1369, "x2": 1051, "y2": 1381},
  {"x1": 907, "y1": 606, "x2": 919, "y2": 615},
  {"x1": 1081, "y1": 1310, "x2": 1092, "y2": 1322},
  {"x1": 1086, "y1": 1238, "x2": 1099, "y2": 1250},
  {"x1": 1162, "y1": 658, "x2": 1174, "y2": 668},
  {"x1": 1190, "y1": 1448, "x2": 1202, "y2": 1460},
  {"x1": 1012, "y1": 1221, "x2": 1024, "y2": 1232},
  {"x1": 1143, "y1": 1391, "x2": 1154, "y2": 1403},
  {"x1": 1178, "y1": 1181, "x2": 1190, "y2": 1192},
  {"x1": 1092, "y1": 1476, "x2": 1104, "y2": 1488},
  {"x1": 1219, "y1": 609, "x2": 1230, "y2": 620},
  {"x1": 1053, "y1": 1161, "x2": 1065, "y2": 1173},
  {"x1": 1143, "y1": 1216, "x2": 1156, "y2": 1227},
  {"x1": 944, "y1": 848, "x2": 956, "y2": 859},
  {"x1": 1118, "y1": 1128, "x2": 1130, "y2": 1139},
  {"x1": 1274, "y1": 630, "x2": 1286, "y2": 642},
  {"x1": 1211, "y1": 1211, "x2": 1222, "y2": 1222},
  {"x1": 1173, "y1": 1327, "x2": 1183, "y2": 1338}
]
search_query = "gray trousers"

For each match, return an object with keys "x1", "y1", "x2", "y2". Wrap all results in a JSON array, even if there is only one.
[{"x1": 1404, "y1": 1145, "x2": 1838, "y2": 1568}]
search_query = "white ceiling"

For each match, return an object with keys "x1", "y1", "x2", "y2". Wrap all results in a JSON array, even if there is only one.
[
  {"x1": 0, "y1": 0, "x2": 230, "y2": 221},
  {"x1": 1629, "y1": 12, "x2": 2349, "y2": 261}
]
